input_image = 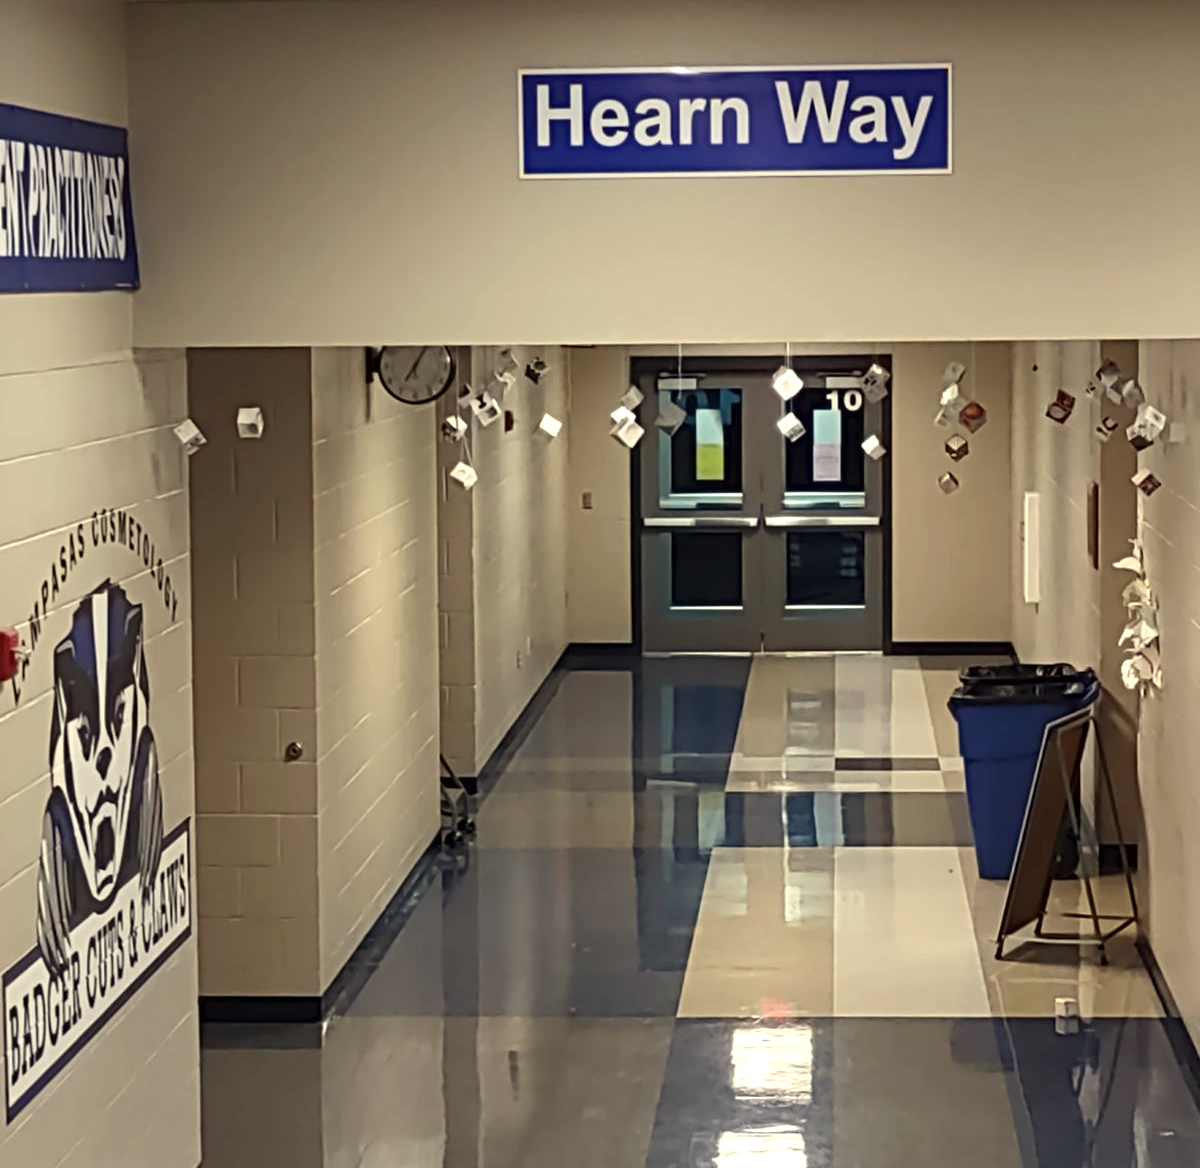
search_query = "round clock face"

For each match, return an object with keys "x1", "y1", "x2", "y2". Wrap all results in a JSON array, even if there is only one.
[{"x1": 377, "y1": 346, "x2": 455, "y2": 405}]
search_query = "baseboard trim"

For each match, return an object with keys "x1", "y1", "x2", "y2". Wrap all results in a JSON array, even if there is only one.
[
  {"x1": 890, "y1": 640, "x2": 1017, "y2": 659},
  {"x1": 1136, "y1": 937, "x2": 1200, "y2": 1108},
  {"x1": 563, "y1": 642, "x2": 637, "y2": 666},
  {"x1": 199, "y1": 833, "x2": 441, "y2": 1026}
]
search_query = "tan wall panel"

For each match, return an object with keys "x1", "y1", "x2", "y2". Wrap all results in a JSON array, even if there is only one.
[{"x1": 129, "y1": 0, "x2": 1200, "y2": 346}]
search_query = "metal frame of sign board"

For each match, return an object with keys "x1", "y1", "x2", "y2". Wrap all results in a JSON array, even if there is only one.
[
  {"x1": 995, "y1": 702, "x2": 1138, "y2": 965},
  {"x1": 517, "y1": 63, "x2": 954, "y2": 180}
]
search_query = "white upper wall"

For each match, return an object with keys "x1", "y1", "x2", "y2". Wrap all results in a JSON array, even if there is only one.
[{"x1": 127, "y1": 0, "x2": 1200, "y2": 347}]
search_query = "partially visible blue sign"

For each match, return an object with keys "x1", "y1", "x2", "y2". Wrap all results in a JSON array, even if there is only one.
[
  {"x1": 0, "y1": 102, "x2": 138, "y2": 293},
  {"x1": 519, "y1": 65, "x2": 951, "y2": 179}
]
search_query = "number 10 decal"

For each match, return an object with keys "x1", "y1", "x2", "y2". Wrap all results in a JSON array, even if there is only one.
[{"x1": 825, "y1": 389, "x2": 863, "y2": 411}]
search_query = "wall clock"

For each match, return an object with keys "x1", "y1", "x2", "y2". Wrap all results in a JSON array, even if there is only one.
[{"x1": 368, "y1": 345, "x2": 456, "y2": 405}]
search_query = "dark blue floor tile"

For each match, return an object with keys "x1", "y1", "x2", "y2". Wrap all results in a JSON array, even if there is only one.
[
  {"x1": 347, "y1": 848, "x2": 710, "y2": 1019},
  {"x1": 644, "y1": 1018, "x2": 1200, "y2": 1168}
]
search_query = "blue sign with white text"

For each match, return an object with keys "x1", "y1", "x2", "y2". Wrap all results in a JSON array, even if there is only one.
[
  {"x1": 519, "y1": 66, "x2": 951, "y2": 178},
  {"x1": 0, "y1": 102, "x2": 138, "y2": 293}
]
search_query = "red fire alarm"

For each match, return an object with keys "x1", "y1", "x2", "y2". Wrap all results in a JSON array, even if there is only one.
[{"x1": 0, "y1": 628, "x2": 25, "y2": 684}]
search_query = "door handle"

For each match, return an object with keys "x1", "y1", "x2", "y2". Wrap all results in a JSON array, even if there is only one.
[
  {"x1": 764, "y1": 515, "x2": 881, "y2": 528},
  {"x1": 643, "y1": 516, "x2": 760, "y2": 529}
]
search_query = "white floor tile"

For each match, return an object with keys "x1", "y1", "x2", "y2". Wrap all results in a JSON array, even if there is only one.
[{"x1": 833, "y1": 847, "x2": 990, "y2": 1017}]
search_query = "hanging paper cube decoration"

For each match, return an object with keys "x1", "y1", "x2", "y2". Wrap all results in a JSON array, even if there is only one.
[
  {"x1": 539, "y1": 413, "x2": 563, "y2": 438},
  {"x1": 1127, "y1": 402, "x2": 1167, "y2": 451},
  {"x1": 497, "y1": 348, "x2": 521, "y2": 376},
  {"x1": 1096, "y1": 359, "x2": 1122, "y2": 392},
  {"x1": 441, "y1": 415, "x2": 468, "y2": 442},
  {"x1": 777, "y1": 414, "x2": 806, "y2": 443},
  {"x1": 1046, "y1": 389, "x2": 1075, "y2": 424},
  {"x1": 1096, "y1": 416, "x2": 1120, "y2": 443},
  {"x1": 945, "y1": 434, "x2": 969, "y2": 461},
  {"x1": 611, "y1": 417, "x2": 644, "y2": 449},
  {"x1": 525, "y1": 357, "x2": 548, "y2": 384},
  {"x1": 174, "y1": 418, "x2": 207, "y2": 455},
  {"x1": 938, "y1": 472, "x2": 960, "y2": 495},
  {"x1": 449, "y1": 461, "x2": 477, "y2": 491},
  {"x1": 861, "y1": 363, "x2": 890, "y2": 403},
  {"x1": 1119, "y1": 379, "x2": 1145, "y2": 408},
  {"x1": 655, "y1": 399, "x2": 687, "y2": 436},
  {"x1": 942, "y1": 361, "x2": 967, "y2": 388},
  {"x1": 1132, "y1": 468, "x2": 1162, "y2": 496},
  {"x1": 861, "y1": 434, "x2": 886, "y2": 460},
  {"x1": 958, "y1": 401, "x2": 988, "y2": 433},
  {"x1": 940, "y1": 383, "x2": 968, "y2": 418},
  {"x1": 771, "y1": 366, "x2": 803, "y2": 401},
  {"x1": 621, "y1": 385, "x2": 645, "y2": 412},
  {"x1": 933, "y1": 406, "x2": 955, "y2": 429},
  {"x1": 470, "y1": 391, "x2": 502, "y2": 427}
]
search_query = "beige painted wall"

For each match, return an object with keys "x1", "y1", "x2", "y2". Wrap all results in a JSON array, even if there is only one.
[
  {"x1": 127, "y1": 0, "x2": 1200, "y2": 346},
  {"x1": 1131, "y1": 340, "x2": 1200, "y2": 1047},
  {"x1": 1009, "y1": 341, "x2": 1102, "y2": 666},
  {"x1": 566, "y1": 343, "x2": 1012, "y2": 646},
  {"x1": 188, "y1": 347, "x2": 321, "y2": 997},
  {"x1": 312, "y1": 349, "x2": 441, "y2": 989},
  {"x1": 0, "y1": 3, "x2": 200, "y2": 1165},
  {"x1": 438, "y1": 347, "x2": 570, "y2": 774},
  {"x1": 566, "y1": 347, "x2": 634, "y2": 645}
]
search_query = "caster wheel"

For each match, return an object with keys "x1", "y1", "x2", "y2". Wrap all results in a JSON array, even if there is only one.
[
  {"x1": 462, "y1": 819, "x2": 477, "y2": 836},
  {"x1": 443, "y1": 831, "x2": 464, "y2": 848}
]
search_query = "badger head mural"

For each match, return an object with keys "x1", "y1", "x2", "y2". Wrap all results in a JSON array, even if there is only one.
[{"x1": 36, "y1": 581, "x2": 163, "y2": 975}]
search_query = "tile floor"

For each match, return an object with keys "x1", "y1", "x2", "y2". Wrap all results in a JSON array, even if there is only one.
[{"x1": 199, "y1": 655, "x2": 1200, "y2": 1167}]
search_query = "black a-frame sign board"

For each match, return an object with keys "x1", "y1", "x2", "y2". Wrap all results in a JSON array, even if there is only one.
[{"x1": 996, "y1": 703, "x2": 1138, "y2": 963}]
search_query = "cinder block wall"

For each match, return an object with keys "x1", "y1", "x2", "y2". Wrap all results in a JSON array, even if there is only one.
[
  {"x1": 312, "y1": 349, "x2": 440, "y2": 989},
  {"x1": 188, "y1": 347, "x2": 441, "y2": 998},
  {"x1": 187, "y1": 348, "x2": 321, "y2": 996}
]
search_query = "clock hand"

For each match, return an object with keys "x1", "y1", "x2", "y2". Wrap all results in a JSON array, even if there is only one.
[{"x1": 405, "y1": 349, "x2": 424, "y2": 381}]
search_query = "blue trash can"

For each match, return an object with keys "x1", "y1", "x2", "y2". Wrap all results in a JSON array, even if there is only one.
[{"x1": 949, "y1": 669, "x2": 1098, "y2": 879}]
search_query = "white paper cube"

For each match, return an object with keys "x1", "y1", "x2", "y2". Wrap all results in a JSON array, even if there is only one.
[
  {"x1": 611, "y1": 418, "x2": 644, "y2": 449},
  {"x1": 489, "y1": 371, "x2": 517, "y2": 399},
  {"x1": 771, "y1": 366, "x2": 803, "y2": 402},
  {"x1": 610, "y1": 405, "x2": 636, "y2": 433},
  {"x1": 539, "y1": 413, "x2": 563, "y2": 438},
  {"x1": 1132, "y1": 468, "x2": 1162, "y2": 496},
  {"x1": 449, "y1": 461, "x2": 477, "y2": 491},
  {"x1": 1096, "y1": 359, "x2": 1122, "y2": 391},
  {"x1": 933, "y1": 406, "x2": 955, "y2": 430},
  {"x1": 942, "y1": 361, "x2": 967, "y2": 388},
  {"x1": 1119, "y1": 378, "x2": 1145, "y2": 408},
  {"x1": 497, "y1": 349, "x2": 521, "y2": 376},
  {"x1": 861, "y1": 363, "x2": 890, "y2": 402},
  {"x1": 236, "y1": 407, "x2": 265, "y2": 439},
  {"x1": 655, "y1": 400, "x2": 687, "y2": 436},
  {"x1": 441, "y1": 415, "x2": 468, "y2": 442},
  {"x1": 776, "y1": 413, "x2": 806, "y2": 443},
  {"x1": 1127, "y1": 402, "x2": 1167, "y2": 450},
  {"x1": 470, "y1": 392, "x2": 502, "y2": 427},
  {"x1": 620, "y1": 386, "x2": 645, "y2": 411},
  {"x1": 861, "y1": 434, "x2": 886, "y2": 460},
  {"x1": 940, "y1": 383, "x2": 968, "y2": 417},
  {"x1": 937, "y1": 471, "x2": 960, "y2": 495},
  {"x1": 174, "y1": 418, "x2": 207, "y2": 455}
]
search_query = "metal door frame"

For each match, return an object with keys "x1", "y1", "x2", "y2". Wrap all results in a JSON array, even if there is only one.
[{"x1": 630, "y1": 354, "x2": 892, "y2": 654}]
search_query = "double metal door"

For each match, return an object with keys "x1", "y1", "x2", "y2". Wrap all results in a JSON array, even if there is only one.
[{"x1": 636, "y1": 357, "x2": 888, "y2": 653}]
